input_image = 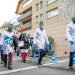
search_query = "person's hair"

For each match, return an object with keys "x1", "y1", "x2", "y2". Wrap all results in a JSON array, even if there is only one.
[
  {"x1": 8, "y1": 23, "x2": 13, "y2": 27},
  {"x1": 40, "y1": 22, "x2": 43, "y2": 25}
]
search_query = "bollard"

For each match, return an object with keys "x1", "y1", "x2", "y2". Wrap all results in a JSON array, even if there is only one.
[
  {"x1": 18, "y1": 52, "x2": 22, "y2": 58},
  {"x1": 50, "y1": 53, "x2": 57, "y2": 63},
  {"x1": 32, "y1": 52, "x2": 38, "y2": 64}
]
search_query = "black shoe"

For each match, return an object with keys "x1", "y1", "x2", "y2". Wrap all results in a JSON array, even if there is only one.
[
  {"x1": 8, "y1": 66, "x2": 12, "y2": 70},
  {"x1": 37, "y1": 63, "x2": 43, "y2": 68},
  {"x1": 23, "y1": 60, "x2": 26, "y2": 63},
  {"x1": 69, "y1": 66, "x2": 73, "y2": 69},
  {"x1": 8, "y1": 65, "x2": 12, "y2": 70},
  {"x1": 3, "y1": 64, "x2": 7, "y2": 67},
  {"x1": 37, "y1": 63, "x2": 42, "y2": 65}
]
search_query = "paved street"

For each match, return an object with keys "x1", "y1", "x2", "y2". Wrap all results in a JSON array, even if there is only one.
[{"x1": 0, "y1": 56, "x2": 75, "y2": 75}]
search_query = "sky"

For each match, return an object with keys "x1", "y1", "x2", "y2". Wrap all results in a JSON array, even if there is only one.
[{"x1": 0, "y1": 0, "x2": 19, "y2": 27}]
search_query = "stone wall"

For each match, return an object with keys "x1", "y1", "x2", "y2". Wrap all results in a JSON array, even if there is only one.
[{"x1": 58, "y1": 0, "x2": 75, "y2": 20}]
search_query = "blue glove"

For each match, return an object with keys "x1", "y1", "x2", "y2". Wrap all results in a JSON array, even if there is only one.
[
  {"x1": 32, "y1": 44, "x2": 37, "y2": 51},
  {"x1": 45, "y1": 44, "x2": 51, "y2": 51},
  {"x1": 69, "y1": 41, "x2": 74, "y2": 45}
]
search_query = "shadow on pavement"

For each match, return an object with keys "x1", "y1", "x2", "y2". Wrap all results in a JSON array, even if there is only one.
[{"x1": 43, "y1": 65, "x2": 75, "y2": 72}]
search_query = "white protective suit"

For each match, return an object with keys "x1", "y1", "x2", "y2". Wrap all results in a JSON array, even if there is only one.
[
  {"x1": 33, "y1": 28, "x2": 49, "y2": 49},
  {"x1": 2, "y1": 31, "x2": 14, "y2": 54},
  {"x1": 0, "y1": 33, "x2": 3, "y2": 46},
  {"x1": 66, "y1": 22, "x2": 75, "y2": 52}
]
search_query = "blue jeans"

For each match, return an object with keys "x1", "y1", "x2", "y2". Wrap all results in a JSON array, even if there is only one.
[
  {"x1": 38, "y1": 49, "x2": 44, "y2": 64},
  {"x1": 0, "y1": 45, "x2": 3, "y2": 61},
  {"x1": 69, "y1": 52, "x2": 75, "y2": 67}
]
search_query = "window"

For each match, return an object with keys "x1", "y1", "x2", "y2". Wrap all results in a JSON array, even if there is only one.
[
  {"x1": 46, "y1": 8, "x2": 58, "y2": 18},
  {"x1": 46, "y1": 0, "x2": 56, "y2": 4},
  {"x1": 36, "y1": 16, "x2": 39, "y2": 22},
  {"x1": 22, "y1": 21, "x2": 32, "y2": 28},
  {"x1": 40, "y1": 1, "x2": 43, "y2": 9},
  {"x1": 22, "y1": 21, "x2": 26, "y2": 24},
  {"x1": 36, "y1": 3, "x2": 39, "y2": 10},
  {"x1": 40, "y1": 14, "x2": 43, "y2": 21}
]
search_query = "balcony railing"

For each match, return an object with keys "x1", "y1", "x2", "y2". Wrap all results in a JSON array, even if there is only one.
[
  {"x1": 17, "y1": 10, "x2": 32, "y2": 21},
  {"x1": 23, "y1": 0, "x2": 32, "y2": 8},
  {"x1": 23, "y1": 22, "x2": 32, "y2": 28}
]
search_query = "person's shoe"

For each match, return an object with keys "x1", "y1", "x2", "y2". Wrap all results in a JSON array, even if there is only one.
[
  {"x1": 37, "y1": 63, "x2": 42, "y2": 65},
  {"x1": 0, "y1": 61, "x2": 3, "y2": 64},
  {"x1": 23, "y1": 60, "x2": 26, "y2": 63},
  {"x1": 69, "y1": 66, "x2": 73, "y2": 69},
  {"x1": 8, "y1": 65, "x2": 12, "y2": 70},
  {"x1": 3, "y1": 64, "x2": 7, "y2": 67},
  {"x1": 37, "y1": 63, "x2": 43, "y2": 68},
  {"x1": 8, "y1": 67, "x2": 12, "y2": 70}
]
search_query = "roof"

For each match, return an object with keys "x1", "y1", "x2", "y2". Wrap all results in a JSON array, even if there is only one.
[{"x1": 15, "y1": 0, "x2": 23, "y2": 14}]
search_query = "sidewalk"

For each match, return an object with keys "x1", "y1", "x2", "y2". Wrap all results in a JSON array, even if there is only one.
[
  {"x1": 0, "y1": 55, "x2": 69, "y2": 71},
  {"x1": 0, "y1": 58, "x2": 74, "y2": 75}
]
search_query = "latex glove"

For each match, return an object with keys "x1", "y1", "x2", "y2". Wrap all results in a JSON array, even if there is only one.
[
  {"x1": 33, "y1": 44, "x2": 36, "y2": 47},
  {"x1": 32, "y1": 44, "x2": 37, "y2": 50},
  {"x1": 69, "y1": 41, "x2": 74, "y2": 45},
  {"x1": 45, "y1": 44, "x2": 50, "y2": 51}
]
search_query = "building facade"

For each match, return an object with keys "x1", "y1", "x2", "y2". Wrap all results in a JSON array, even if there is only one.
[
  {"x1": 16, "y1": 0, "x2": 75, "y2": 57},
  {"x1": 16, "y1": 0, "x2": 32, "y2": 32},
  {"x1": 32, "y1": 0, "x2": 68, "y2": 57}
]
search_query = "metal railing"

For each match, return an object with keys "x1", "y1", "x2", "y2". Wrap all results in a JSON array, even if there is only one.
[{"x1": 17, "y1": 10, "x2": 32, "y2": 21}]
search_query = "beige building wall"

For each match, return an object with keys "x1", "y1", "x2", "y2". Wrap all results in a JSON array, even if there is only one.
[
  {"x1": 32, "y1": 0, "x2": 70, "y2": 57},
  {"x1": 16, "y1": 0, "x2": 33, "y2": 33},
  {"x1": 18, "y1": 1, "x2": 23, "y2": 14},
  {"x1": 16, "y1": 0, "x2": 75, "y2": 57}
]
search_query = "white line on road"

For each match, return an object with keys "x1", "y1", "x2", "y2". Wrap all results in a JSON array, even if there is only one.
[{"x1": 0, "y1": 59, "x2": 68, "y2": 75}]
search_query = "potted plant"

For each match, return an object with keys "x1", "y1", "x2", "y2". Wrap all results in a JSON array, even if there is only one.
[
  {"x1": 48, "y1": 36, "x2": 54, "y2": 44},
  {"x1": 46, "y1": 36, "x2": 54, "y2": 56}
]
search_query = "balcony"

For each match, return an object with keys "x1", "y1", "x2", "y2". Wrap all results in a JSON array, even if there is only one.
[
  {"x1": 22, "y1": 0, "x2": 32, "y2": 12},
  {"x1": 19, "y1": 22, "x2": 32, "y2": 32},
  {"x1": 23, "y1": 22, "x2": 32, "y2": 28},
  {"x1": 17, "y1": 10, "x2": 32, "y2": 21}
]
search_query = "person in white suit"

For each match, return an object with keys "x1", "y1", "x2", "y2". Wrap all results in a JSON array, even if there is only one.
[
  {"x1": 0, "y1": 33, "x2": 3, "y2": 64},
  {"x1": 66, "y1": 17, "x2": 75, "y2": 69},
  {"x1": 33, "y1": 22, "x2": 49, "y2": 65},
  {"x1": 2, "y1": 23, "x2": 14, "y2": 70}
]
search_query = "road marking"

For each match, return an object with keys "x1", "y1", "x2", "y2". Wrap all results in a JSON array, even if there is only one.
[{"x1": 0, "y1": 59, "x2": 68, "y2": 75}]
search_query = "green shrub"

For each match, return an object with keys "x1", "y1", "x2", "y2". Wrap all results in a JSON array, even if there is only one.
[{"x1": 48, "y1": 36, "x2": 54, "y2": 44}]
